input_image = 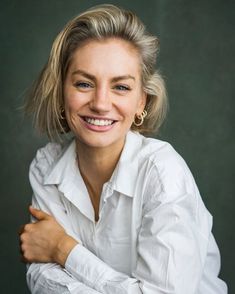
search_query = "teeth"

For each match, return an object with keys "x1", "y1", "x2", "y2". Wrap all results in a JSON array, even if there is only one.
[{"x1": 85, "y1": 117, "x2": 113, "y2": 126}]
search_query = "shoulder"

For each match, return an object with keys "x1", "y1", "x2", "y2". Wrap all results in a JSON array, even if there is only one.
[
  {"x1": 134, "y1": 133, "x2": 198, "y2": 200},
  {"x1": 129, "y1": 134, "x2": 212, "y2": 236},
  {"x1": 29, "y1": 140, "x2": 71, "y2": 180},
  {"x1": 136, "y1": 132, "x2": 189, "y2": 176}
]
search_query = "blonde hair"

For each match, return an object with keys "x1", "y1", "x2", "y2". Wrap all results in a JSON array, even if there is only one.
[{"x1": 25, "y1": 4, "x2": 168, "y2": 140}]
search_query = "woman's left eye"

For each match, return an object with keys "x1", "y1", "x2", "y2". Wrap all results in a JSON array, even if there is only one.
[{"x1": 114, "y1": 85, "x2": 131, "y2": 91}]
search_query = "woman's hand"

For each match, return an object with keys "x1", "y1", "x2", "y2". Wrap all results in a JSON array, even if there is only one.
[{"x1": 19, "y1": 206, "x2": 78, "y2": 266}]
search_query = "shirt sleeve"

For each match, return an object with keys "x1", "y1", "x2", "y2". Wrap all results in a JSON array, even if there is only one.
[{"x1": 27, "y1": 263, "x2": 102, "y2": 294}]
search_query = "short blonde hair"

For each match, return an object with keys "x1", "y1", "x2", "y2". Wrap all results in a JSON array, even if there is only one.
[{"x1": 25, "y1": 4, "x2": 168, "y2": 140}]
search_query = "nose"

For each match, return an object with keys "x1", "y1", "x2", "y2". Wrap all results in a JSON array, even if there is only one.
[{"x1": 89, "y1": 86, "x2": 112, "y2": 113}]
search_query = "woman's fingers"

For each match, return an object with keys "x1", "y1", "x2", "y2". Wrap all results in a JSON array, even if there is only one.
[
  {"x1": 19, "y1": 227, "x2": 26, "y2": 262},
  {"x1": 18, "y1": 210, "x2": 65, "y2": 264},
  {"x1": 18, "y1": 207, "x2": 77, "y2": 265},
  {"x1": 29, "y1": 206, "x2": 51, "y2": 221}
]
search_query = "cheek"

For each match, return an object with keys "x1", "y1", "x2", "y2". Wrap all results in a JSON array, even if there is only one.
[
  {"x1": 65, "y1": 108, "x2": 80, "y2": 133},
  {"x1": 120, "y1": 95, "x2": 143, "y2": 118},
  {"x1": 64, "y1": 93, "x2": 82, "y2": 112},
  {"x1": 63, "y1": 95, "x2": 80, "y2": 127}
]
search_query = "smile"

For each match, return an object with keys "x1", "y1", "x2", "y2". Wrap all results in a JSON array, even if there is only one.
[{"x1": 83, "y1": 117, "x2": 115, "y2": 126}]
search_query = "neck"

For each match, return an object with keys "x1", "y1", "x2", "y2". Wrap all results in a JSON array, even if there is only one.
[
  {"x1": 76, "y1": 139, "x2": 124, "y2": 193},
  {"x1": 75, "y1": 138, "x2": 125, "y2": 223}
]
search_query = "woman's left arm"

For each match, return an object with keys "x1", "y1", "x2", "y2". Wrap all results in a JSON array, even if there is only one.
[
  {"x1": 20, "y1": 206, "x2": 141, "y2": 293},
  {"x1": 20, "y1": 206, "x2": 77, "y2": 267}
]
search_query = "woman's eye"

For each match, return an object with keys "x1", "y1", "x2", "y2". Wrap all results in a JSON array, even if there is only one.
[
  {"x1": 74, "y1": 82, "x2": 93, "y2": 89},
  {"x1": 114, "y1": 85, "x2": 131, "y2": 91}
]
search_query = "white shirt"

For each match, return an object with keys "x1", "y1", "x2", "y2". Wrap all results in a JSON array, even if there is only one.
[{"x1": 27, "y1": 131, "x2": 227, "y2": 294}]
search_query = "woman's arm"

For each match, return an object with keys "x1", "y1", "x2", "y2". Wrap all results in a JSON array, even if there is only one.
[
  {"x1": 21, "y1": 206, "x2": 141, "y2": 293},
  {"x1": 20, "y1": 206, "x2": 77, "y2": 266},
  {"x1": 22, "y1": 195, "x2": 218, "y2": 294},
  {"x1": 21, "y1": 205, "x2": 102, "y2": 294},
  {"x1": 27, "y1": 263, "x2": 102, "y2": 294},
  {"x1": 58, "y1": 197, "x2": 212, "y2": 294}
]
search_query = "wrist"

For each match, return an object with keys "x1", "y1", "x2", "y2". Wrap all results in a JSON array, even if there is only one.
[{"x1": 54, "y1": 234, "x2": 78, "y2": 266}]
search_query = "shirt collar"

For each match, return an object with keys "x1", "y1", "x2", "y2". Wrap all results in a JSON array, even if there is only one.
[
  {"x1": 107, "y1": 131, "x2": 142, "y2": 198},
  {"x1": 43, "y1": 131, "x2": 142, "y2": 199},
  {"x1": 43, "y1": 140, "x2": 95, "y2": 221}
]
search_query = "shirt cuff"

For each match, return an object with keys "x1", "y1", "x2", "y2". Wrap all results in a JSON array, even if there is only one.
[{"x1": 65, "y1": 244, "x2": 128, "y2": 292}]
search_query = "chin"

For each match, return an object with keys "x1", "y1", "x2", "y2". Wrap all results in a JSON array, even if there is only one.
[{"x1": 75, "y1": 132, "x2": 125, "y2": 150}]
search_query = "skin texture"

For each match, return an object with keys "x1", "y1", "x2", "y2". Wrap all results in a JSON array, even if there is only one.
[{"x1": 20, "y1": 38, "x2": 146, "y2": 266}]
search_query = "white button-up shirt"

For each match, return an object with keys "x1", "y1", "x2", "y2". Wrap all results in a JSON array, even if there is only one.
[{"x1": 27, "y1": 131, "x2": 227, "y2": 293}]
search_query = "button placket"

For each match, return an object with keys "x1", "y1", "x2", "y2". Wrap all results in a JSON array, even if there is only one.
[
  {"x1": 96, "y1": 184, "x2": 107, "y2": 225},
  {"x1": 92, "y1": 184, "x2": 113, "y2": 248}
]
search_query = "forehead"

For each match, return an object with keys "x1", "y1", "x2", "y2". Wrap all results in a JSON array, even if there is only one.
[{"x1": 68, "y1": 38, "x2": 142, "y2": 77}]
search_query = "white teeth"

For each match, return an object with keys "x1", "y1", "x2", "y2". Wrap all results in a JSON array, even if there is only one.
[{"x1": 85, "y1": 117, "x2": 113, "y2": 126}]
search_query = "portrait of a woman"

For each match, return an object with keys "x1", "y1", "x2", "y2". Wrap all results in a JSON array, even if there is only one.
[{"x1": 19, "y1": 4, "x2": 227, "y2": 293}]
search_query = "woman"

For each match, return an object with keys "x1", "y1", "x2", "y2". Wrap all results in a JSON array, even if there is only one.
[{"x1": 19, "y1": 4, "x2": 227, "y2": 294}]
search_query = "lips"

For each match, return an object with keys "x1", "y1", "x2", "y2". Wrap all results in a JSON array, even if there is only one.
[{"x1": 82, "y1": 116, "x2": 116, "y2": 126}]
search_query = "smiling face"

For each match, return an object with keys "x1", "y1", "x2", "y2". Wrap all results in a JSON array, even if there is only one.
[{"x1": 63, "y1": 38, "x2": 146, "y2": 152}]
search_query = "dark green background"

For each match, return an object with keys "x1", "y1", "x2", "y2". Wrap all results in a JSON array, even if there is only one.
[{"x1": 1, "y1": 0, "x2": 234, "y2": 292}]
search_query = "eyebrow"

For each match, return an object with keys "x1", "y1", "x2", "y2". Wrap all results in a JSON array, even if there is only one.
[{"x1": 71, "y1": 69, "x2": 136, "y2": 82}]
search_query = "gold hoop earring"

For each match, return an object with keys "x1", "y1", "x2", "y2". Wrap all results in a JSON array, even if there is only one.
[{"x1": 134, "y1": 110, "x2": 147, "y2": 126}]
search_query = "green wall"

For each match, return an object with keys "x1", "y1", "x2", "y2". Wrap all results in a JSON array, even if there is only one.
[{"x1": 1, "y1": 0, "x2": 234, "y2": 292}]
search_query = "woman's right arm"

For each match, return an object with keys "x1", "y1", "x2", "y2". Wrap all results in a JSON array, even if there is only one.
[{"x1": 24, "y1": 145, "x2": 101, "y2": 293}]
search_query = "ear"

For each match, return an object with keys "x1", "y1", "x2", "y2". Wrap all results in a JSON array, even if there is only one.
[{"x1": 137, "y1": 91, "x2": 147, "y2": 114}]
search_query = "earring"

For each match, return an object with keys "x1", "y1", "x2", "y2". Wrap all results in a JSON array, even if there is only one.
[
  {"x1": 60, "y1": 107, "x2": 66, "y2": 120},
  {"x1": 134, "y1": 110, "x2": 147, "y2": 126}
]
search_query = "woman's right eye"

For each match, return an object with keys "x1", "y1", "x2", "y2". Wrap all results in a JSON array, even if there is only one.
[{"x1": 74, "y1": 82, "x2": 93, "y2": 89}]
